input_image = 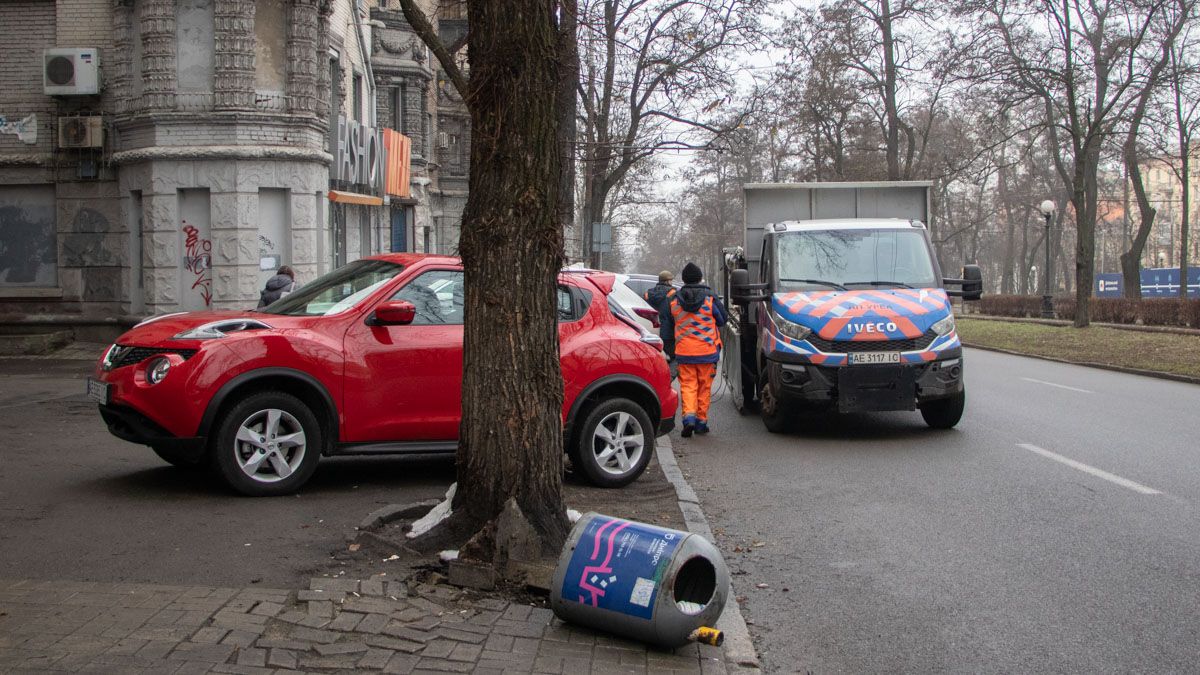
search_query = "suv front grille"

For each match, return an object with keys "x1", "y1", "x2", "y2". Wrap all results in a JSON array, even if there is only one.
[
  {"x1": 111, "y1": 345, "x2": 198, "y2": 369},
  {"x1": 806, "y1": 329, "x2": 938, "y2": 354}
]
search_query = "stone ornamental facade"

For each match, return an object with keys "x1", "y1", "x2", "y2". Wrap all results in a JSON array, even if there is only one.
[{"x1": 0, "y1": 0, "x2": 467, "y2": 337}]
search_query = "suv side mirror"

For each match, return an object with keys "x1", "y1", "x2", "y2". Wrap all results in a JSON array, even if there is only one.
[{"x1": 370, "y1": 300, "x2": 416, "y2": 326}]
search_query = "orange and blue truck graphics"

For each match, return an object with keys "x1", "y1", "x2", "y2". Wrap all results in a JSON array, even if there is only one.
[{"x1": 759, "y1": 288, "x2": 960, "y2": 367}]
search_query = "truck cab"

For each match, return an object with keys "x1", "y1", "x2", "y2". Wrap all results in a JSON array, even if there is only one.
[{"x1": 722, "y1": 183, "x2": 982, "y2": 431}]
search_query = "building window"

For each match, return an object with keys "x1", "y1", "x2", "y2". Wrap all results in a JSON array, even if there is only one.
[
  {"x1": 353, "y1": 74, "x2": 364, "y2": 121},
  {"x1": 392, "y1": 85, "x2": 406, "y2": 132},
  {"x1": 254, "y1": 0, "x2": 287, "y2": 109},
  {"x1": 176, "y1": 0, "x2": 214, "y2": 105},
  {"x1": 0, "y1": 185, "x2": 57, "y2": 287}
]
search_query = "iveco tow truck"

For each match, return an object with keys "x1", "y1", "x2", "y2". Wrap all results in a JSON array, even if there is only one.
[{"x1": 721, "y1": 182, "x2": 983, "y2": 431}]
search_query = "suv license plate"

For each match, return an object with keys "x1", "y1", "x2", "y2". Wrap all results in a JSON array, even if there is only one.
[
  {"x1": 86, "y1": 378, "x2": 110, "y2": 404},
  {"x1": 850, "y1": 352, "x2": 901, "y2": 365}
]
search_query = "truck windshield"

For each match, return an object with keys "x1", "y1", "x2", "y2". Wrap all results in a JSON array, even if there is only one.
[
  {"x1": 259, "y1": 259, "x2": 404, "y2": 316},
  {"x1": 775, "y1": 229, "x2": 937, "y2": 292}
]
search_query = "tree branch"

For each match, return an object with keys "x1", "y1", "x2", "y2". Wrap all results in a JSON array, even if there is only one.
[{"x1": 397, "y1": 0, "x2": 470, "y2": 102}]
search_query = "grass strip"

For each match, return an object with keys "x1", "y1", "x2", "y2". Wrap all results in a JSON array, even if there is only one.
[{"x1": 956, "y1": 317, "x2": 1200, "y2": 380}]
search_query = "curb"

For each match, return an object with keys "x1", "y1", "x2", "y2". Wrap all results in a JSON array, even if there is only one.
[
  {"x1": 358, "y1": 498, "x2": 442, "y2": 532},
  {"x1": 962, "y1": 342, "x2": 1200, "y2": 386},
  {"x1": 656, "y1": 435, "x2": 761, "y2": 670}
]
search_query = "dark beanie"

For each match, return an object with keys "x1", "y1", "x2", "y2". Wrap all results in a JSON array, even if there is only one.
[{"x1": 682, "y1": 262, "x2": 703, "y2": 284}]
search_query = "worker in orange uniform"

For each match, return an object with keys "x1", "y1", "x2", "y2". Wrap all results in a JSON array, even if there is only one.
[{"x1": 664, "y1": 262, "x2": 727, "y2": 437}]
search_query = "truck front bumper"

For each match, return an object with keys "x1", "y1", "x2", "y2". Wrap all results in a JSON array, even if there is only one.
[{"x1": 767, "y1": 352, "x2": 964, "y2": 413}]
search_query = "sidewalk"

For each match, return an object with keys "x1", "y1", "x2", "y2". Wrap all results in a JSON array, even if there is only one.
[
  {"x1": 0, "y1": 574, "x2": 726, "y2": 674},
  {"x1": 0, "y1": 432, "x2": 751, "y2": 674}
]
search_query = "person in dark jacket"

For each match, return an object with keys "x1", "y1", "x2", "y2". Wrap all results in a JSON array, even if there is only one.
[
  {"x1": 257, "y1": 265, "x2": 296, "y2": 308},
  {"x1": 642, "y1": 270, "x2": 677, "y2": 358},
  {"x1": 663, "y1": 262, "x2": 727, "y2": 436}
]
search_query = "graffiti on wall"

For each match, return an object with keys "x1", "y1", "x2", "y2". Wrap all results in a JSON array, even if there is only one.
[
  {"x1": 0, "y1": 114, "x2": 38, "y2": 145},
  {"x1": 183, "y1": 221, "x2": 212, "y2": 307}
]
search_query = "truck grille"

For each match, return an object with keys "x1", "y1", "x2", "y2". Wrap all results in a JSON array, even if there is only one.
[
  {"x1": 806, "y1": 329, "x2": 938, "y2": 354},
  {"x1": 111, "y1": 345, "x2": 198, "y2": 369}
]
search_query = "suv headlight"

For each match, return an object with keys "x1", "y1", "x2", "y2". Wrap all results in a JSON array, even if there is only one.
[
  {"x1": 173, "y1": 318, "x2": 272, "y2": 340},
  {"x1": 101, "y1": 344, "x2": 119, "y2": 371},
  {"x1": 932, "y1": 314, "x2": 956, "y2": 336},
  {"x1": 146, "y1": 357, "x2": 171, "y2": 385},
  {"x1": 771, "y1": 309, "x2": 812, "y2": 342}
]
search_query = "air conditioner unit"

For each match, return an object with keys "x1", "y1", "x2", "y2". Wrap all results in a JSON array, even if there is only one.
[
  {"x1": 58, "y1": 116, "x2": 104, "y2": 148},
  {"x1": 44, "y1": 48, "x2": 101, "y2": 96}
]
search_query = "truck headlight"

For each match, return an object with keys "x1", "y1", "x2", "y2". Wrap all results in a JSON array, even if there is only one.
[
  {"x1": 772, "y1": 310, "x2": 812, "y2": 342},
  {"x1": 932, "y1": 315, "x2": 956, "y2": 336},
  {"x1": 146, "y1": 357, "x2": 171, "y2": 385}
]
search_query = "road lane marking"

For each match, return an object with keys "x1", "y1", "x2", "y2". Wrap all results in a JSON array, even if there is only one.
[
  {"x1": 1017, "y1": 443, "x2": 1161, "y2": 495},
  {"x1": 1020, "y1": 377, "x2": 1094, "y2": 394}
]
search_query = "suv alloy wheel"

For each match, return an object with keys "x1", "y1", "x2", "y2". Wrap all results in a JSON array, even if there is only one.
[
  {"x1": 570, "y1": 397, "x2": 654, "y2": 488},
  {"x1": 212, "y1": 391, "x2": 323, "y2": 496}
]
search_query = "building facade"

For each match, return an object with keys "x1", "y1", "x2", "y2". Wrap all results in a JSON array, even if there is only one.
[
  {"x1": 1138, "y1": 150, "x2": 1200, "y2": 270},
  {"x1": 0, "y1": 0, "x2": 466, "y2": 336}
]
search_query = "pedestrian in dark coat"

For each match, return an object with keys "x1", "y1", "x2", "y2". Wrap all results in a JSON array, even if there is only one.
[
  {"x1": 642, "y1": 270, "x2": 677, "y2": 358},
  {"x1": 257, "y1": 266, "x2": 296, "y2": 308}
]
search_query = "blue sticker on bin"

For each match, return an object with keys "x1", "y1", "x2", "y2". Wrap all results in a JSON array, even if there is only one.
[{"x1": 560, "y1": 515, "x2": 683, "y2": 619}]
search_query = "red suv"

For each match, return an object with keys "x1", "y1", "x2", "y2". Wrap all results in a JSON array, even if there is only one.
[{"x1": 88, "y1": 254, "x2": 677, "y2": 496}]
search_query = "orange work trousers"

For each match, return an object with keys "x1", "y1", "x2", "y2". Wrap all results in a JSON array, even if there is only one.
[{"x1": 678, "y1": 362, "x2": 717, "y2": 422}]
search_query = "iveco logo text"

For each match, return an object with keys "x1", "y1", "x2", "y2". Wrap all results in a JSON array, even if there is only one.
[{"x1": 847, "y1": 322, "x2": 897, "y2": 333}]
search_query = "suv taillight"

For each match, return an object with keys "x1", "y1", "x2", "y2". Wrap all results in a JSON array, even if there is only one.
[{"x1": 633, "y1": 307, "x2": 660, "y2": 328}]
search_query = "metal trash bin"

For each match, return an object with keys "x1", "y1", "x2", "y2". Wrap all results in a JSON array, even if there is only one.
[{"x1": 551, "y1": 512, "x2": 729, "y2": 648}]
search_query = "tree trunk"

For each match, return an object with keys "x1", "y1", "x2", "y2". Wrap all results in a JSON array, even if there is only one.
[
  {"x1": 557, "y1": 0, "x2": 579, "y2": 242},
  {"x1": 998, "y1": 149, "x2": 1016, "y2": 294},
  {"x1": 454, "y1": 0, "x2": 569, "y2": 551},
  {"x1": 879, "y1": 0, "x2": 902, "y2": 180},
  {"x1": 1121, "y1": 134, "x2": 1157, "y2": 299}
]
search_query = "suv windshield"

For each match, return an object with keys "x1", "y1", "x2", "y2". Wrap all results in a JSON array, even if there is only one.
[
  {"x1": 260, "y1": 259, "x2": 404, "y2": 316},
  {"x1": 776, "y1": 229, "x2": 937, "y2": 292}
]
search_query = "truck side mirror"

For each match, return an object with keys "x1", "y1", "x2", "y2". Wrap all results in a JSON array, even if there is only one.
[
  {"x1": 730, "y1": 268, "x2": 750, "y2": 291},
  {"x1": 944, "y1": 264, "x2": 983, "y2": 300},
  {"x1": 960, "y1": 265, "x2": 983, "y2": 301},
  {"x1": 729, "y1": 268, "x2": 770, "y2": 303}
]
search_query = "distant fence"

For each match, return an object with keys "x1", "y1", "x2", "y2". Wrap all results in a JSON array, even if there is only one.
[{"x1": 1095, "y1": 267, "x2": 1200, "y2": 299}]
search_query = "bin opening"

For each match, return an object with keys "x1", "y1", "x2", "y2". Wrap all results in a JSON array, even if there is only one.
[{"x1": 673, "y1": 556, "x2": 717, "y2": 615}]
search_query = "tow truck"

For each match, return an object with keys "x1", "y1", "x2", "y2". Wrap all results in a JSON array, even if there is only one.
[{"x1": 721, "y1": 182, "x2": 983, "y2": 431}]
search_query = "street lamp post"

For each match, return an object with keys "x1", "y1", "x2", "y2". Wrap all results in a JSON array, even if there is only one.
[{"x1": 1039, "y1": 200, "x2": 1056, "y2": 319}]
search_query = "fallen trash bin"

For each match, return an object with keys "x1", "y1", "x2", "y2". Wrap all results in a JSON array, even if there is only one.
[{"x1": 550, "y1": 512, "x2": 729, "y2": 649}]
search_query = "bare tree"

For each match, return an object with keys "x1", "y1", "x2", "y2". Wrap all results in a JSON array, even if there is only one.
[
  {"x1": 1116, "y1": 0, "x2": 1192, "y2": 298},
  {"x1": 397, "y1": 0, "x2": 575, "y2": 560},
  {"x1": 575, "y1": 0, "x2": 762, "y2": 267},
  {"x1": 971, "y1": 0, "x2": 1165, "y2": 326}
]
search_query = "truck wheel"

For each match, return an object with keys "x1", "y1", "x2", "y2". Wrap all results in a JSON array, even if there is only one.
[
  {"x1": 570, "y1": 398, "x2": 654, "y2": 488},
  {"x1": 211, "y1": 391, "x2": 323, "y2": 496},
  {"x1": 920, "y1": 391, "x2": 965, "y2": 429},
  {"x1": 151, "y1": 444, "x2": 206, "y2": 469},
  {"x1": 759, "y1": 377, "x2": 791, "y2": 434}
]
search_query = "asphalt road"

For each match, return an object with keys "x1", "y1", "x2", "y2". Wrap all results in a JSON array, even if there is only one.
[
  {"x1": 0, "y1": 357, "x2": 454, "y2": 588},
  {"x1": 674, "y1": 348, "x2": 1200, "y2": 673}
]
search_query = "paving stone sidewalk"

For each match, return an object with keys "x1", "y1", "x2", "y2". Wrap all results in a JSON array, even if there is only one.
[{"x1": 0, "y1": 576, "x2": 730, "y2": 674}]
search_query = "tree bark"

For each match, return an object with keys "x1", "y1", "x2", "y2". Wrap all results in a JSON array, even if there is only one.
[
  {"x1": 453, "y1": 0, "x2": 571, "y2": 551},
  {"x1": 879, "y1": 0, "x2": 902, "y2": 180}
]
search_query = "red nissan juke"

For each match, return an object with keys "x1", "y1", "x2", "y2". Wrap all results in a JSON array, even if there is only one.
[{"x1": 88, "y1": 254, "x2": 677, "y2": 496}]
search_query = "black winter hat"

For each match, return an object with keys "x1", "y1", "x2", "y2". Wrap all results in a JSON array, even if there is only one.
[{"x1": 682, "y1": 262, "x2": 703, "y2": 284}]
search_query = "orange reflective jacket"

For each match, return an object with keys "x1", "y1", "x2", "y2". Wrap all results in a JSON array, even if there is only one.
[{"x1": 671, "y1": 295, "x2": 720, "y2": 357}]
